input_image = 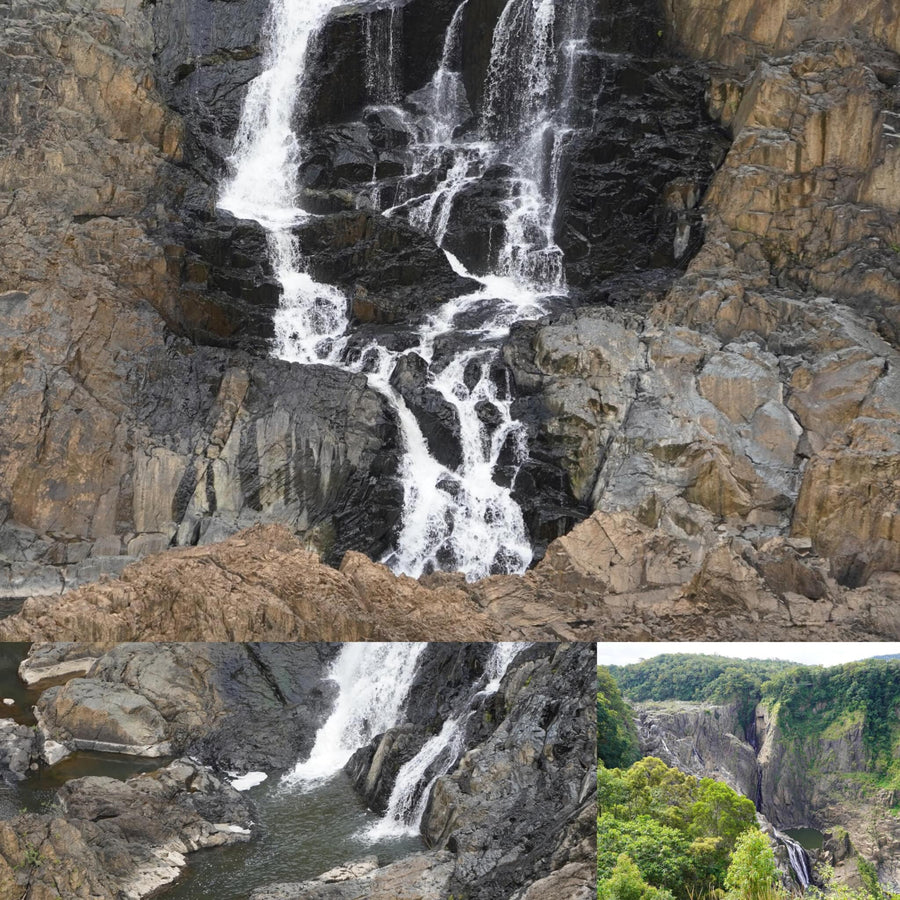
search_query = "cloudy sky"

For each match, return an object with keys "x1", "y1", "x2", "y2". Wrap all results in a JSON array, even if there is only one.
[{"x1": 596, "y1": 643, "x2": 900, "y2": 668}]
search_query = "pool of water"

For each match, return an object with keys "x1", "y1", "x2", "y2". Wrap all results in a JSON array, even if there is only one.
[
  {"x1": 784, "y1": 827, "x2": 825, "y2": 851},
  {"x1": 0, "y1": 642, "x2": 38, "y2": 724},
  {"x1": 163, "y1": 772, "x2": 424, "y2": 900},
  {"x1": 0, "y1": 644, "x2": 424, "y2": 897}
]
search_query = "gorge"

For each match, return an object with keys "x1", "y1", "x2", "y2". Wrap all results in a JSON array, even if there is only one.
[
  {"x1": 601, "y1": 653, "x2": 900, "y2": 894},
  {"x1": 0, "y1": 641, "x2": 596, "y2": 899}
]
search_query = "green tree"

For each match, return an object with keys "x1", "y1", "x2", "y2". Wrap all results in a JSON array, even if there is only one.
[
  {"x1": 723, "y1": 830, "x2": 780, "y2": 900},
  {"x1": 599, "y1": 853, "x2": 676, "y2": 900},
  {"x1": 598, "y1": 667, "x2": 641, "y2": 768}
]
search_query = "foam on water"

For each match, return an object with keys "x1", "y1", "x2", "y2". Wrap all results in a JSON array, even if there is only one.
[{"x1": 220, "y1": 0, "x2": 592, "y2": 580}]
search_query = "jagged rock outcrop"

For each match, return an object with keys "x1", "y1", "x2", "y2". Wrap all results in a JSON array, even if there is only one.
[
  {"x1": 26, "y1": 643, "x2": 338, "y2": 771},
  {"x1": 2, "y1": 514, "x2": 900, "y2": 640},
  {"x1": 0, "y1": 760, "x2": 252, "y2": 900}
]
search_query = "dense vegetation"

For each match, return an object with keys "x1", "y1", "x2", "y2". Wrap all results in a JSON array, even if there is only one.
[
  {"x1": 598, "y1": 666, "x2": 641, "y2": 769},
  {"x1": 597, "y1": 756, "x2": 761, "y2": 899},
  {"x1": 598, "y1": 657, "x2": 900, "y2": 900},
  {"x1": 610, "y1": 655, "x2": 900, "y2": 770},
  {"x1": 609, "y1": 655, "x2": 794, "y2": 731},
  {"x1": 762, "y1": 660, "x2": 900, "y2": 778}
]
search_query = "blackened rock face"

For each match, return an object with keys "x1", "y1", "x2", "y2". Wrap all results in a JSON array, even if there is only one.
[
  {"x1": 135, "y1": 343, "x2": 404, "y2": 565},
  {"x1": 293, "y1": 210, "x2": 480, "y2": 325}
]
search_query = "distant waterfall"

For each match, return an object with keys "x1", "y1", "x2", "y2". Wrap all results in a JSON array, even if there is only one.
[
  {"x1": 220, "y1": 0, "x2": 592, "y2": 580},
  {"x1": 367, "y1": 642, "x2": 527, "y2": 838},
  {"x1": 283, "y1": 643, "x2": 426, "y2": 785},
  {"x1": 774, "y1": 830, "x2": 812, "y2": 889}
]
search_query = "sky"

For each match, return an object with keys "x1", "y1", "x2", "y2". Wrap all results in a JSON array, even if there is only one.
[{"x1": 596, "y1": 642, "x2": 900, "y2": 668}]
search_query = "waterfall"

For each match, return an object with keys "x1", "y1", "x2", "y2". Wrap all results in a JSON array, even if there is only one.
[
  {"x1": 775, "y1": 830, "x2": 812, "y2": 889},
  {"x1": 218, "y1": 0, "x2": 350, "y2": 366},
  {"x1": 283, "y1": 643, "x2": 426, "y2": 786},
  {"x1": 220, "y1": 0, "x2": 592, "y2": 580},
  {"x1": 366, "y1": 642, "x2": 527, "y2": 838},
  {"x1": 365, "y1": 7, "x2": 402, "y2": 105}
]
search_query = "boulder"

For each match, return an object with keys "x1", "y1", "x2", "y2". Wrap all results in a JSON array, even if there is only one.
[{"x1": 0, "y1": 759, "x2": 253, "y2": 900}]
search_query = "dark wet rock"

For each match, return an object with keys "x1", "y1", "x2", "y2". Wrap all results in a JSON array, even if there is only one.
[
  {"x1": 560, "y1": 44, "x2": 730, "y2": 293},
  {"x1": 329, "y1": 644, "x2": 597, "y2": 900},
  {"x1": 389, "y1": 353, "x2": 463, "y2": 469},
  {"x1": 295, "y1": 210, "x2": 479, "y2": 324},
  {"x1": 162, "y1": 212, "x2": 282, "y2": 353},
  {"x1": 439, "y1": 171, "x2": 512, "y2": 275},
  {"x1": 35, "y1": 643, "x2": 340, "y2": 772},
  {"x1": 345, "y1": 724, "x2": 431, "y2": 814},
  {"x1": 149, "y1": 0, "x2": 269, "y2": 162}
]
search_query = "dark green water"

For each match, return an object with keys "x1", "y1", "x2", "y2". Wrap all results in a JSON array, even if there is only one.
[
  {"x1": 0, "y1": 600, "x2": 24, "y2": 620},
  {"x1": 0, "y1": 642, "x2": 39, "y2": 723},
  {"x1": 163, "y1": 772, "x2": 423, "y2": 900},
  {"x1": 785, "y1": 827, "x2": 825, "y2": 851},
  {"x1": 0, "y1": 644, "x2": 423, "y2": 897}
]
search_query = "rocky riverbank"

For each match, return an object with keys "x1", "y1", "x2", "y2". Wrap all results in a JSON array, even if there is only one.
[{"x1": 0, "y1": 642, "x2": 595, "y2": 899}]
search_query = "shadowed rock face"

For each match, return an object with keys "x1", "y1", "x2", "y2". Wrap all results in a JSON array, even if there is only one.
[
  {"x1": 1, "y1": 0, "x2": 897, "y2": 634},
  {"x1": 28, "y1": 643, "x2": 340, "y2": 771}
]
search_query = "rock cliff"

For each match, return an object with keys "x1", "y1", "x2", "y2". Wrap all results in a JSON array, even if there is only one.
[
  {"x1": 636, "y1": 698, "x2": 900, "y2": 887},
  {"x1": 1, "y1": 0, "x2": 897, "y2": 636}
]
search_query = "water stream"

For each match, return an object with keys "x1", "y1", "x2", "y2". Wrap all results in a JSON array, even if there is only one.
[
  {"x1": 220, "y1": 0, "x2": 593, "y2": 580},
  {"x1": 774, "y1": 828, "x2": 813, "y2": 889},
  {"x1": 163, "y1": 773, "x2": 422, "y2": 900}
]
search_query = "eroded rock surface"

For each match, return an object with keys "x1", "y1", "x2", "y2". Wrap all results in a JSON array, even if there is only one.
[
  {"x1": 28, "y1": 643, "x2": 338, "y2": 771},
  {"x1": 2, "y1": 517, "x2": 899, "y2": 640},
  {"x1": 0, "y1": 760, "x2": 252, "y2": 900}
]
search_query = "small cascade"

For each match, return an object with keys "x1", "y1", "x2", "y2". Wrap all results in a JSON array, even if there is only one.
[
  {"x1": 425, "y1": 0, "x2": 470, "y2": 143},
  {"x1": 366, "y1": 642, "x2": 527, "y2": 838},
  {"x1": 365, "y1": 6, "x2": 402, "y2": 105},
  {"x1": 219, "y1": 0, "x2": 350, "y2": 366},
  {"x1": 775, "y1": 829, "x2": 812, "y2": 889},
  {"x1": 284, "y1": 643, "x2": 426, "y2": 786}
]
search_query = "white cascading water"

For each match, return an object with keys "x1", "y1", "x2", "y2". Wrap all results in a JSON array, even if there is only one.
[
  {"x1": 366, "y1": 642, "x2": 528, "y2": 838},
  {"x1": 218, "y1": 0, "x2": 349, "y2": 366},
  {"x1": 283, "y1": 643, "x2": 426, "y2": 787},
  {"x1": 221, "y1": 0, "x2": 589, "y2": 579},
  {"x1": 774, "y1": 830, "x2": 812, "y2": 889}
]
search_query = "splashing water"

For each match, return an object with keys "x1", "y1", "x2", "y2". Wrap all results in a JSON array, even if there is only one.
[
  {"x1": 283, "y1": 643, "x2": 426, "y2": 787},
  {"x1": 366, "y1": 642, "x2": 528, "y2": 838},
  {"x1": 221, "y1": 0, "x2": 592, "y2": 579}
]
